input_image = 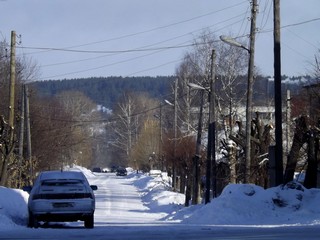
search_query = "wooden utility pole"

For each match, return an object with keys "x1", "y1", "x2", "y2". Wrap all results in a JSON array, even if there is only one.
[
  {"x1": 172, "y1": 79, "x2": 178, "y2": 190},
  {"x1": 0, "y1": 31, "x2": 16, "y2": 186},
  {"x1": 205, "y1": 49, "x2": 216, "y2": 204},
  {"x1": 18, "y1": 85, "x2": 25, "y2": 187},
  {"x1": 25, "y1": 85, "x2": 33, "y2": 182},
  {"x1": 8, "y1": 30, "x2": 16, "y2": 148},
  {"x1": 244, "y1": 0, "x2": 258, "y2": 183},
  {"x1": 273, "y1": 0, "x2": 284, "y2": 185},
  {"x1": 192, "y1": 89, "x2": 204, "y2": 205}
]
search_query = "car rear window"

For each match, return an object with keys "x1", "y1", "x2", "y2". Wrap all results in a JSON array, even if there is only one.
[{"x1": 41, "y1": 179, "x2": 84, "y2": 186}]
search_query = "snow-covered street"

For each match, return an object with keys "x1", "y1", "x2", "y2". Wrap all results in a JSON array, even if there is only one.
[
  {"x1": 93, "y1": 172, "x2": 171, "y2": 224},
  {"x1": 1, "y1": 167, "x2": 320, "y2": 239}
]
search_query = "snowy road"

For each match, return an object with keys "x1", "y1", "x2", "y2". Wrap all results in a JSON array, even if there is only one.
[
  {"x1": 1, "y1": 172, "x2": 320, "y2": 239},
  {"x1": 93, "y1": 173, "x2": 165, "y2": 225}
]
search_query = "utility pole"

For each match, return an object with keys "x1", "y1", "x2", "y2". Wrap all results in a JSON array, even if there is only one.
[
  {"x1": 0, "y1": 31, "x2": 16, "y2": 186},
  {"x1": 159, "y1": 104, "x2": 163, "y2": 171},
  {"x1": 205, "y1": 49, "x2": 216, "y2": 204},
  {"x1": 8, "y1": 30, "x2": 16, "y2": 147},
  {"x1": 25, "y1": 85, "x2": 32, "y2": 182},
  {"x1": 18, "y1": 85, "x2": 25, "y2": 187},
  {"x1": 244, "y1": 0, "x2": 257, "y2": 183},
  {"x1": 192, "y1": 89, "x2": 204, "y2": 205},
  {"x1": 172, "y1": 79, "x2": 178, "y2": 190},
  {"x1": 273, "y1": 0, "x2": 284, "y2": 185}
]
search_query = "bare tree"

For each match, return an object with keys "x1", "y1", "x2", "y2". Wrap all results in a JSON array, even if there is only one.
[
  {"x1": 30, "y1": 96, "x2": 73, "y2": 171},
  {"x1": 56, "y1": 91, "x2": 98, "y2": 121},
  {"x1": 215, "y1": 39, "x2": 248, "y2": 135},
  {"x1": 55, "y1": 91, "x2": 99, "y2": 168},
  {"x1": 175, "y1": 30, "x2": 248, "y2": 195},
  {"x1": 0, "y1": 39, "x2": 40, "y2": 187},
  {"x1": 110, "y1": 92, "x2": 158, "y2": 167},
  {"x1": 130, "y1": 118, "x2": 160, "y2": 171}
]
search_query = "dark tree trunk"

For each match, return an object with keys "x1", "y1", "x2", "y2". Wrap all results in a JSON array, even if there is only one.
[
  {"x1": 304, "y1": 130, "x2": 318, "y2": 188},
  {"x1": 284, "y1": 116, "x2": 309, "y2": 184},
  {"x1": 184, "y1": 171, "x2": 192, "y2": 207}
]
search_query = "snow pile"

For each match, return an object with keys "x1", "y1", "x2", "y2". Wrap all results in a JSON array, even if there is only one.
[
  {"x1": 132, "y1": 173, "x2": 185, "y2": 215},
  {"x1": 0, "y1": 187, "x2": 29, "y2": 229},
  {"x1": 172, "y1": 182, "x2": 320, "y2": 225},
  {"x1": 129, "y1": 173, "x2": 320, "y2": 225}
]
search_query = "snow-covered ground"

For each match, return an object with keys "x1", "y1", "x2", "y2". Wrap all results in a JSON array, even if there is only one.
[{"x1": 1, "y1": 166, "x2": 320, "y2": 231}]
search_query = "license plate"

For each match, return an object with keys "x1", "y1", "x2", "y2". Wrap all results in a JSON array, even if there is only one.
[{"x1": 52, "y1": 202, "x2": 74, "y2": 208}]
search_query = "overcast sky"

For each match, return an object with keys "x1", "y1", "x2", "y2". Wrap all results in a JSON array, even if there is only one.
[{"x1": 1, "y1": 0, "x2": 320, "y2": 80}]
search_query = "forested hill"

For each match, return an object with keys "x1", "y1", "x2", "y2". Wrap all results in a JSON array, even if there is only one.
[
  {"x1": 31, "y1": 76, "x2": 174, "y2": 108},
  {"x1": 31, "y1": 75, "x2": 308, "y2": 109}
]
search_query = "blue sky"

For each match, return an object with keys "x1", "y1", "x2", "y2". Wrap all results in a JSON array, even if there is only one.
[{"x1": 1, "y1": 0, "x2": 320, "y2": 80}]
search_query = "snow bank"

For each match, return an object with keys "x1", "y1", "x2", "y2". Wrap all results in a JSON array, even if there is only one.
[
  {"x1": 174, "y1": 182, "x2": 320, "y2": 225},
  {"x1": 0, "y1": 187, "x2": 29, "y2": 229},
  {"x1": 131, "y1": 173, "x2": 185, "y2": 215}
]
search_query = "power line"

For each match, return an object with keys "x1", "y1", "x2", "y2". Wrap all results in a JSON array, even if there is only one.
[
  {"x1": 12, "y1": 2, "x2": 251, "y2": 80},
  {"x1": 258, "y1": 17, "x2": 320, "y2": 34},
  {"x1": 258, "y1": 0, "x2": 272, "y2": 31},
  {"x1": 33, "y1": 1, "x2": 250, "y2": 53},
  {"x1": 19, "y1": 13, "x2": 247, "y2": 56},
  {"x1": 40, "y1": 12, "x2": 248, "y2": 69},
  {"x1": 38, "y1": 16, "x2": 249, "y2": 79},
  {"x1": 14, "y1": 12, "x2": 320, "y2": 80},
  {"x1": 19, "y1": 17, "x2": 320, "y2": 57}
]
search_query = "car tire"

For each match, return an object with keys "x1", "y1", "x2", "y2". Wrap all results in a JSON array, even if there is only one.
[
  {"x1": 28, "y1": 211, "x2": 39, "y2": 228},
  {"x1": 84, "y1": 214, "x2": 94, "y2": 229}
]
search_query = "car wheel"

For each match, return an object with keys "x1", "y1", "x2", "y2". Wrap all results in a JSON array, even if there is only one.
[
  {"x1": 84, "y1": 214, "x2": 94, "y2": 229},
  {"x1": 28, "y1": 211, "x2": 39, "y2": 228}
]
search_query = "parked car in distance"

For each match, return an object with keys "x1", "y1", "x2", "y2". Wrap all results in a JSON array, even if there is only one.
[
  {"x1": 110, "y1": 166, "x2": 118, "y2": 173},
  {"x1": 116, "y1": 167, "x2": 127, "y2": 176},
  {"x1": 23, "y1": 170, "x2": 98, "y2": 228},
  {"x1": 92, "y1": 167, "x2": 102, "y2": 173}
]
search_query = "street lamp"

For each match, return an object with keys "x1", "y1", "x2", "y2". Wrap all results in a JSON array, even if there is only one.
[
  {"x1": 220, "y1": 33, "x2": 255, "y2": 183},
  {"x1": 220, "y1": 35, "x2": 250, "y2": 52},
  {"x1": 187, "y1": 83, "x2": 208, "y2": 91},
  {"x1": 164, "y1": 99, "x2": 174, "y2": 106}
]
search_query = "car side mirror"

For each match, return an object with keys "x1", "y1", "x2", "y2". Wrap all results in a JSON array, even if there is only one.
[
  {"x1": 22, "y1": 186, "x2": 32, "y2": 193},
  {"x1": 90, "y1": 185, "x2": 98, "y2": 191}
]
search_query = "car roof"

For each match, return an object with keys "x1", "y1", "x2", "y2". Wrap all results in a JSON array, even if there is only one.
[{"x1": 38, "y1": 171, "x2": 86, "y2": 180}]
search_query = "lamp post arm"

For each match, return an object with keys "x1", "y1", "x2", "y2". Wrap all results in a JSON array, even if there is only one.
[{"x1": 220, "y1": 35, "x2": 250, "y2": 53}]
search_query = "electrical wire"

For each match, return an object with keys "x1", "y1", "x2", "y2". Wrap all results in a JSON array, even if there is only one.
[
  {"x1": 236, "y1": 3, "x2": 250, "y2": 38},
  {"x1": 18, "y1": 13, "x2": 249, "y2": 55},
  {"x1": 14, "y1": 4, "x2": 250, "y2": 80},
  {"x1": 38, "y1": 16, "x2": 248, "y2": 79},
  {"x1": 39, "y1": 12, "x2": 248, "y2": 69},
  {"x1": 259, "y1": 0, "x2": 272, "y2": 31},
  {"x1": 23, "y1": 0, "x2": 249, "y2": 54}
]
